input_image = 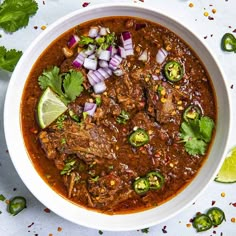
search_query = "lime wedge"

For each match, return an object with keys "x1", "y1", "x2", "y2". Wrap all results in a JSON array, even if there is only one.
[
  {"x1": 215, "y1": 146, "x2": 236, "y2": 183},
  {"x1": 37, "y1": 87, "x2": 67, "y2": 129}
]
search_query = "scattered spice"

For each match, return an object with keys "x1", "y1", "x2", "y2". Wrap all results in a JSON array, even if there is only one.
[
  {"x1": 189, "y1": 2, "x2": 194, "y2": 8},
  {"x1": 141, "y1": 228, "x2": 149, "y2": 233},
  {"x1": 211, "y1": 200, "x2": 216, "y2": 206},
  {"x1": 204, "y1": 36, "x2": 208, "y2": 39},
  {"x1": 28, "y1": 222, "x2": 34, "y2": 228},
  {"x1": 231, "y1": 202, "x2": 236, "y2": 207},
  {"x1": 44, "y1": 208, "x2": 51, "y2": 213},
  {"x1": 221, "y1": 192, "x2": 226, "y2": 197},
  {"x1": 231, "y1": 217, "x2": 236, "y2": 223},
  {"x1": 41, "y1": 25, "x2": 47, "y2": 30},
  {"x1": 208, "y1": 16, "x2": 214, "y2": 20},
  {"x1": 233, "y1": 29, "x2": 236, "y2": 33},
  {"x1": 231, "y1": 84, "x2": 234, "y2": 89},
  {"x1": 82, "y1": 2, "x2": 90, "y2": 7},
  {"x1": 34, "y1": 26, "x2": 38, "y2": 30},
  {"x1": 162, "y1": 225, "x2": 167, "y2": 233},
  {"x1": 212, "y1": 9, "x2": 217, "y2": 14},
  {"x1": 13, "y1": 188, "x2": 17, "y2": 191},
  {"x1": 186, "y1": 223, "x2": 192, "y2": 228},
  {"x1": 204, "y1": 12, "x2": 209, "y2": 17},
  {"x1": 57, "y1": 227, "x2": 62, "y2": 232},
  {"x1": 139, "y1": 0, "x2": 144, "y2": 2},
  {"x1": 43, "y1": 1, "x2": 45, "y2": 5},
  {"x1": 98, "y1": 230, "x2": 103, "y2": 235},
  {"x1": 49, "y1": 234, "x2": 53, "y2": 236}
]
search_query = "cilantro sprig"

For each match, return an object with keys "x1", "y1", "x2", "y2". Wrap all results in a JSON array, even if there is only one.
[
  {"x1": 0, "y1": 0, "x2": 38, "y2": 33},
  {"x1": 180, "y1": 116, "x2": 215, "y2": 156},
  {"x1": 0, "y1": 46, "x2": 22, "y2": 72},
  {"x1": 38, "y1": 66, "x2": 84, "y2": 105}
]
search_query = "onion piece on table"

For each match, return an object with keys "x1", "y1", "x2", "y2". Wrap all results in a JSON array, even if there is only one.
[
  {"x1": 156, "y1": 48, "x2": 168, "y2": 64},
  {"x1": 93, "y1": 81, "x2": 107, "y2": 94},
  {"x1": 84, "y1": 102, "x2": 97, "y2": 116}
]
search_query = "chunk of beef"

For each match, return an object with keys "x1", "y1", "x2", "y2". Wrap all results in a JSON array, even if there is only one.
[{"x1": 38, "y1": 119, "x2": 117, "y2": 164}]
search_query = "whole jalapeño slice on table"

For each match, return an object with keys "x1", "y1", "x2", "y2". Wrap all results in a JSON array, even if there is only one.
[
  {"x1": 221, "y1": 33, "x2": 236, "y2": 52},
  {"x1": 193, "y1": 214, "x2": 213, "y2": 232}
]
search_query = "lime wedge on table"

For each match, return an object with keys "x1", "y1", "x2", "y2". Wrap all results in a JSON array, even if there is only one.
[
  {"x1": 37, "y1": 87, "x2": 67, "y2": 129},
  {"x1": 215, "y1": 147, "x2": 236, "y2": 183}
]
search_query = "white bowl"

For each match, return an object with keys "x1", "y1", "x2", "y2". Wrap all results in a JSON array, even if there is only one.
[{"x1": 4, "y1": 3, "x2": 231, "y2": 231}]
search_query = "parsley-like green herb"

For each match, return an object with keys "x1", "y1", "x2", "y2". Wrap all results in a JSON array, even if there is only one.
[
  {"x1": 79, "y1": 35, "x2": 94, "y2": 46},
  {"x1": 0, "y1": 46, "x2": 22, "y2": 72},
  {"x1": 180, "y1": 116, "x2": 214, "y2": 156},
  {"x1": 56, "y1": 114, "x2": 67, "y2": 130},
  {"x1": 38, "y1": 66, "x2": 84, "y2": 105},
  {"x1": 0, "y1": 0, "x2": 38, "y2": 33},
  {"x1": 68, "y1": 110, "x2": 80, "y2": 122},
  {"x1": 60, "y1": 159, "x2": 77, "y2": 175},
  {"x1": 95, "y1": 97, "x2": 102, "y2": 106},
  {"x1": 141, "y1": 228, "x2": 149, "y2": 233},
  {"x1": 116, "y1": 110, "x2": 130, "y2": 124},
  {"x1": 0, "y1": 194, "x2": 6, "y2": 201}
]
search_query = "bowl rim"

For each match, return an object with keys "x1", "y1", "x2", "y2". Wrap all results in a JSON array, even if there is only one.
[{"x1": 4, "y1": 3, "x2": 231, "y2": 231}]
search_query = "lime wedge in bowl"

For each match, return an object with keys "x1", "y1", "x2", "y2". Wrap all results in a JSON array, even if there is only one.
[
  {"x1": 37, "y1": 87, "x2": 67, "y2": 129},
  {"x1": 215, "y1": 146, "x2": 236, "y2": 183}
]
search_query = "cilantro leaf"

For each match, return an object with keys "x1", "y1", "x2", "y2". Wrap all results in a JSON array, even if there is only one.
[
  {"x1": 79, "y1": 36, "x2": 94, "y2": 46},
  {"x1": 184, "y1": 138, "x2": 207, "y2": 156},
  {"x1": 0, "y1": 46, "x2": 22, "y2": 72},
  {"x1": 38, "y1": 66, "x2": 84, "y2": 105},
  {"x1": 180, "y1": 116, "x2": 214, "y2": 156},
  {"x1": 0, "y1": 0, "x2": 38, "y2": 33},
  {"x1": 63, "y1": 70, "x2": 84, "y2": 101},
  {"x1": 199, "y1": 116, "x2": 215, "y2": 142},
  {"x1": 38, "y1": 66, "x2": 64, "y2": 97},
  {"x1": 116, "y1": 110, "x2": 130, "y2": 124}
]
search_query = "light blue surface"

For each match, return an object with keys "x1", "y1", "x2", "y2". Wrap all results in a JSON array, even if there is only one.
[{"x1": 0, "y1": 0, "x2": 236, "y2": 235}]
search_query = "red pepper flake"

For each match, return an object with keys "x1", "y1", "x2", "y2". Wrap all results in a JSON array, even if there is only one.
[
  {"x1": 5, "y1": 150, "x2": 8, "y2": 153},
  {"x1": 43, "y1": 1, "x2": 45, "y2": 5},
  {"x1": 28, "y1": 222, "x2": 34, "y2": 228},
  {"x1": 233, "y1": 29, "x2": 236, "y2": 33},
  {"x1": 230, "y1": 84, "x2": 234, "y2": 89},
  {"x1": 57, "y1": 227, "x2": 62, "y2": 232},
  {"x1": 208, "y1": 16, "x2": 214, "y2": 20},
  {"x1": 204, "y1": 36, "x2": 208, "y2": 39},
  {"x1": 212, "y1": 200, "x2": 216, "y2": 206},
  {"x1": 139, "y1": 0, "x2": 144, "y2": 2},
  {"x1": 162, "y1": 225, "x2": 167, "y2": 233},
  {"x1": 34, "y1": 26, "x2": 38, "y2": 30},
  {"x1": 229, "y1": 26, "x2": 232, "y2": 28},
  {"x1": 213, "y1": 230, "x2": 217, "y2": 234},
  {"x1": 13, "y1": 187, "x2": 17, "y2": 191},
  {"x1": 189, "y1": 218, "x2": 194, "y2": 223},
  {"x1": 232, "y1": 202, "x2": 236, "y2": 207},
  {"x1": 82, "y1": 2, "x2": 90, "y2": 7},
  {"x1": 44, "y1": 208, "x2": 51, "y2": 213}
]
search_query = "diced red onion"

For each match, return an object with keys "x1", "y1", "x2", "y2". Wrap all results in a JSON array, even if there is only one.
[
  {"x1": 120, "y1": 32, "x2": 134, "y2": 56},
  {"x1": 113, "y1": 69, "x2": 124, "y2": 76},
  {"x1": 98, "y1": 50, "x2": 111, "y2": 61},
  {"x1": 87, "y1": 71, "x2": 101, "y2": 86},
  {"x1": 72, "y1": 51, "x2": 87, "y2": 68},
  {"x1": 109, "y1": 54, "x2": 122, "y2": 70},
  {"x1": 98, "y1": 68, "x2": 110, "y2": 79},
  {"x1": 93, "y1": 81, "x2": 107, "y2": 94},
  {"x1": 108, "y1": 46, "x2": 118, "y2": 56},
  {"x1": 103, "y1": 67, "x2": 112, "y2": 76},
  {"x1": 84, "y1": 44, "x2": 96, "y2": 56},
  {"x1": 99, "y1": 60, "x2": 109, "y2": 68},
  {"x1": 135, "y1": 23, "x2": 147, "y2": 31},
  {"x1": 156, "y1": 48, "x2": 168, "y2": 64},
  {"x1": 88, "y1": 27, "x2": 99, "y2": 38},
  {"x1": 118, "y1": 46, "x2": 126, "y2": 58},
  {"x1": 138, "y1": 49, "x2": 148, "y2": 61},
  {"x1": 152, "y1": 74, "x2": 164, "y2": 81},
  {"x1": 83, "y1": 58, "x2": 97, "y2": 70},
  {"x1": 68, "y1": 35, "x2": 80, "y2": 48},
  {"x1": 99, "y1": 27, "x2": 108, "y2": 36},
  {"x1": 88, "y1": 53, "x2": 96, "y2": 59},
  {"x1": 84, "y1": 102, "x2": 97, "y2": 116},
  {"x1": 121, "y1": 31, "x2": 131, "y2": 40}
]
